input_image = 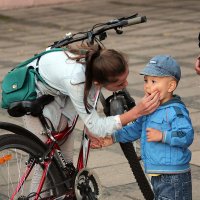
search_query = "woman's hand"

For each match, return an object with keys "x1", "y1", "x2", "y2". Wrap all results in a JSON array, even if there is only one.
[
  {"x1": 85, "y1": 126, "x2": 114, "y2": 149},
  {"x1": 195, "y1": 56, "x2": 200, "y2": 75},
  {"x1": 136, "y1": 91, "x2": 160, "y2": 116},
  {"x1": 120, "y1": 91, "x2": 160, "y2": 125},
  {"x1": 90, "y1": 136, "x2": 114, "y2": 149}
]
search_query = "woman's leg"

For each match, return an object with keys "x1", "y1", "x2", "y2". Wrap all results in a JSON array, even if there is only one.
[
  {"x1": 57, "y1": 114, "x2": 75, "y2": 163},
  {"x1": 23, "y1": 114, "x2": 75, "y2": 162},
  {"x1": 23, "y1": 115, "x2": 50, "y2": 197},
  {"x1": 23, "y1": 114, "x2": 75, "y2": 196}
]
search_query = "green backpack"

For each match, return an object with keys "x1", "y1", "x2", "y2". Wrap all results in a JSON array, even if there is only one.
[{"x1": 1, "y1": 48, "x2": 65, "y2": 109}]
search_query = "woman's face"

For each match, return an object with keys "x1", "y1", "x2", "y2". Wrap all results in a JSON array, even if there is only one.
[{"x1": 103, "y1": 69, "x2": 129, "y2": 91}]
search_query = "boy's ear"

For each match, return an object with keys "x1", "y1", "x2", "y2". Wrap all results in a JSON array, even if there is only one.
[{"x1": 168, "y1": 80, "x2": 177, "y2": 92}]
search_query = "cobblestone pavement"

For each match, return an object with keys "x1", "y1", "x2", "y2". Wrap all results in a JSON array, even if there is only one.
[{"x1": 0, "y1": 0, "x2": 200, "y2": 199}]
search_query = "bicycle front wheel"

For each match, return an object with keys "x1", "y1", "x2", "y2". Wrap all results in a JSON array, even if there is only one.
[{"x1": 0, "y1": 133, "x2": 66, "y2": 200}]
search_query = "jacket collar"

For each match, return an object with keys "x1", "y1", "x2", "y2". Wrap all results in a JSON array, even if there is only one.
[{"x1": 159, "y1": 95, "x2": 185, "y2": 108}]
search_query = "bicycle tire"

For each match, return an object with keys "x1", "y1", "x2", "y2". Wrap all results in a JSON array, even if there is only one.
[
  {"x1": 108, "y1": 92, "x2": 154, "y2": 200},
  {"x1": 0, "y1": 133, "x2": 66, "y2": 199},
  {"x1": 120, "y1": 142, "x2": 154, "y2": 200}
]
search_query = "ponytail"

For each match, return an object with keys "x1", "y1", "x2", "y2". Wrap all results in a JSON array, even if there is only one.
[
  {"x1": 84, "y1": 44, "x2": 128, "y2": 113},
  {"x1": 84, "y1": 45, "x2": 102, "y2": 113}
]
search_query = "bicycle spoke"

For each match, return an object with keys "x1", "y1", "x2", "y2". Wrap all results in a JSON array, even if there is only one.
[{"x1": 0, "y1": 149, "x2": 30, "y2": 199}]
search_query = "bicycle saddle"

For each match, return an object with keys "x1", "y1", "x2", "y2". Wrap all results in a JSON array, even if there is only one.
[{"x1": 7, "y1": 95, "x2": 54, "y2": 117}]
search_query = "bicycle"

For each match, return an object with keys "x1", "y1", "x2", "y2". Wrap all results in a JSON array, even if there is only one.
[{"x1": 0, "y1": 13, "x2": 154, "y2": 200}]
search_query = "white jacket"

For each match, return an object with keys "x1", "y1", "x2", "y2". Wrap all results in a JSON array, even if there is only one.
[{"x1": 28, "y1": 50, "x2": 122, "y2": 137}]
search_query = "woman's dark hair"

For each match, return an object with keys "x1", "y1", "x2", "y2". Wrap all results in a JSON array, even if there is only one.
[
  {"x1": 84, "y1": 44, "x2": 128, "y2": 113},
  {"x1": 65, "y1": 43, "x2": 128, "y2": 113}
]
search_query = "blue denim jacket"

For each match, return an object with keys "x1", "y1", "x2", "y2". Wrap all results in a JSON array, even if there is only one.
[{"x1": 113, "y1": 96, "x2": 194, "y2": 174}]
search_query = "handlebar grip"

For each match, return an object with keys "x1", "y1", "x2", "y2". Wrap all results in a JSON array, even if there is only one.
[{"x1": 125, "y1": 16, "x2": 147, "y2": 27}]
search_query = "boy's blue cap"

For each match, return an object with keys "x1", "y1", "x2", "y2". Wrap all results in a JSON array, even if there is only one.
[{"x1": 140, "y1": 55, "x2": 181, "y2": 81}]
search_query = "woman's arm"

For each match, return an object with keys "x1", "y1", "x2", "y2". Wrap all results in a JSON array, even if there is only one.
[
  {"x1": 120, "y1": 91, "x2": 160, "y2": 126},
  {"x1": 66, "y1": 81, "x2": 122, "y2": 137},
  {"x1": 66, "y1": 80, "x2": 159, "y2": 137}
]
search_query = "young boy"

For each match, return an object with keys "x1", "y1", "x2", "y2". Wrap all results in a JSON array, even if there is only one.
[{"x1": 98, "y1": 55, "x2": 194, "y2": 200}]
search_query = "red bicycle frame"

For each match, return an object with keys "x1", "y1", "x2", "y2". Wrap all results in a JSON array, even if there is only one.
[{"x1": 10, "y1": 114, "x2": 92, "y2": 200}]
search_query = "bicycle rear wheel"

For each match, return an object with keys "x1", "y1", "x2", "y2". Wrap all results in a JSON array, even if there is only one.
[{"x1": 0, "y1": 133, "x2": 66, "y2": 200}]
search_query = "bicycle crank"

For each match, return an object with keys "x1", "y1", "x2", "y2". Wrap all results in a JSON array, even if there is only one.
[{"x1": 74, "y1": 168, "x2": 102, "y2": 200}]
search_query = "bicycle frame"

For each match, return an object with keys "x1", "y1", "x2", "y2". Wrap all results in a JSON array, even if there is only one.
[
  {"x1": 47, "y1": 114, "x2": 91, "y2": 170},
  {"x1": 9, "y1": 113, "x2": 93, "y2": 200},
  {"x1": 11, "y1": 158, "x2": 35, "y2": 199}
]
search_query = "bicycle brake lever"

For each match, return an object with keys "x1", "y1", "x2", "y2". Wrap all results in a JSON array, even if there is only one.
[
  {"x1": 87, "y1": 31, "x2": 94, "y2": 45},
  {"x1": 115, "y1": 28, "x2": 123, "y2": 34}
]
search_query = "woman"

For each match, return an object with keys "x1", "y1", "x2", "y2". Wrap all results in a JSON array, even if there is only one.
[{"x1": 23, "y1": 44, "x2": 160, "y2": 193}]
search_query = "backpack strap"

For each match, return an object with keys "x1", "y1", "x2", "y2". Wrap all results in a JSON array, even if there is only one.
[
  {"x1": 33, "y1": 69, "x2": 46, "y2": 85},
  {"x1": 16, "y1": 48, "x2": 67, "y2": 69}
]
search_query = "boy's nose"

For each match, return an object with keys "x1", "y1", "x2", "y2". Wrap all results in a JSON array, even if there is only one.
[{"x1": 145, "y1": 84, "x2": 151, "y2": 92}]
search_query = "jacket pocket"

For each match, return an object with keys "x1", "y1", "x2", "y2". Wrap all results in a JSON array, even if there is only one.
[
  {"x1": 149, "y1": 114, "x2": 171, "y2": 131},
  {"x1": 145, "y1": 142, "x2": 167, "y2": 165}
]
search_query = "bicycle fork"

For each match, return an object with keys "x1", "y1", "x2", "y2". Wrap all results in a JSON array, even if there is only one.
[
  {"x1": 11, "y1": 158, "x2": 35, "y2": 200},
  {"x1": 77, "y1": 128, "x2": 90, "y2": 170}
]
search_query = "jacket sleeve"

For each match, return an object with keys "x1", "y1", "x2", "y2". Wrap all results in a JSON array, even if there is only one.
[
  {"x1": 65, "y1": 80, "x2": 122, "y2": 137},
  {"x1": 113, "y1": 117, "x2": 143, "y2": 143},
  {"x1": 162, "y1": 107, "x2": 194, "y2": 148}
]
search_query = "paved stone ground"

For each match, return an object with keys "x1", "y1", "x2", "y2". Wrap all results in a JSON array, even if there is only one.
[{"x1": 0, "y1": 0, "x2": 200, "y2": 199}]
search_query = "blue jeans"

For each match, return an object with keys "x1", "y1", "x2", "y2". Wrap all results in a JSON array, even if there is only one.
[{"x1": 151, "y1": 171, "x2": 192, "y2": 200}]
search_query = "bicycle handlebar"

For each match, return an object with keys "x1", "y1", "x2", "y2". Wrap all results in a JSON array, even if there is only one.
[
  {"x1": 124, "y1": 15, "x2": 147, "y2": 26},
  {"x1": 50, "y1": 14, "x2": 147, "y2": 48}
]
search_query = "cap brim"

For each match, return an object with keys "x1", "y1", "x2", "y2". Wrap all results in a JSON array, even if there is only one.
[{"x1": 140, "y1": 66, "x2": 167, "y2": 77}]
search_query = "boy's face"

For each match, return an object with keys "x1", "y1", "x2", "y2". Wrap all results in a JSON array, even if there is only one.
[{"x1": 143, "y1": 75, "x2": 177, "y2": 104}]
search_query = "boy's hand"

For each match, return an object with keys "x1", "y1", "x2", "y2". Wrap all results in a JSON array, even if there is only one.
[
  {"x1": 89, "y1": 135, "x2": 104, "y2": 149},
  {"x1": 90, "y1": 136, "x2": 114, "y2": 149},
  {"x1": 101, "y1": 136, "x2": 114, "y2": 147},
  {"x1": 84, "y1": 127, "x2": 114, "y2": 149},
  {"x1": 146, "y1": 128, "x2": 163, "y2": 142}
]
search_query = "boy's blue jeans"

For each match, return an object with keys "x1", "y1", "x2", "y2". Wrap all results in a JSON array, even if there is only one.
[{"x1": 151, "y1": 171, "x2": 192, "y2": 200}]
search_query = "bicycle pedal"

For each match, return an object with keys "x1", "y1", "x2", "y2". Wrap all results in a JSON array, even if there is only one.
[
  {"x1": 54, "y1": 188, "x2": 75, "y2": 200},
  {"x1": 18, "y1": 196, "x2": 28, "y2": 200},
  {"x1": 54, "y1": 195, "x2": 66, "y2": 200}
]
